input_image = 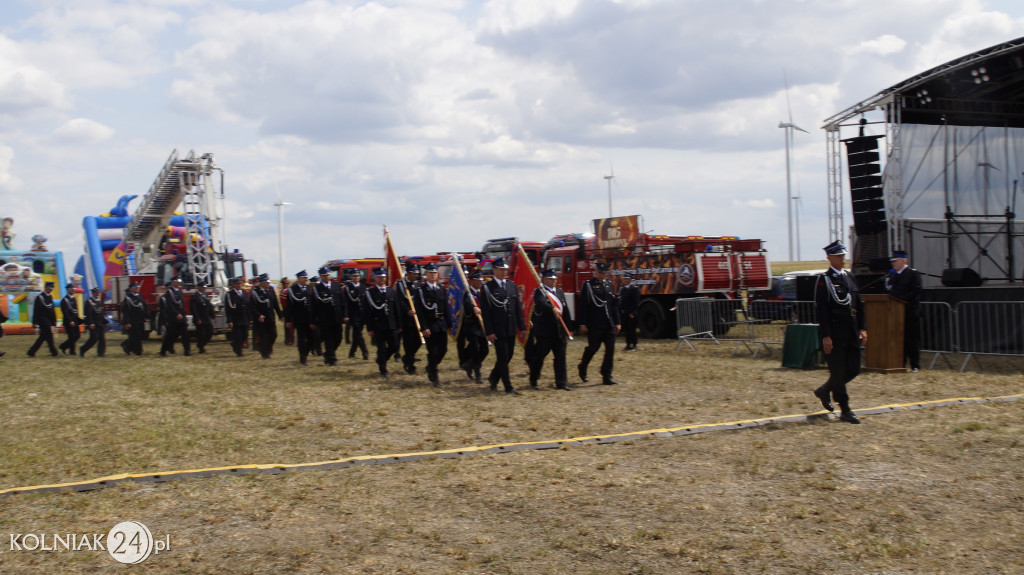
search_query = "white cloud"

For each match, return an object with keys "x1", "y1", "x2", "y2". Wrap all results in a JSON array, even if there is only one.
[
  {"x1": 0, "y1": 145, "x2": 21, "y2": 192},
  {"x1": 853, "y1": 34, "x2": 907, "y2": 56},
  {"x1": 0, "y1": 35, "x2": 71, "y2": 114},
  {"x1": 52, "y1": 118, "x2": 115, "y2": 144},
  {"x1": 732, "y1": 198, "x2": 777, "y2": 209}
]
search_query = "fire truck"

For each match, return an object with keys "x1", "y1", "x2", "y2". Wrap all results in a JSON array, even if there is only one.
[
  {"x1": 109, "y1": 150, "x2": 251, "y2": 337},
  {"x1": 479, "y1": 237, "x2": 545, "y2": 274},
  {"x1": 542, "y1": 215, "x2": 771, "y2": 338},
  {"x1": 321, "y1": 258, "x2": 385, "y2": 282}
]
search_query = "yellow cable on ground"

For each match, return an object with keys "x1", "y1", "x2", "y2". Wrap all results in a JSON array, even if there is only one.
[{"x1": 2, "y1": 393, "x2": 1021, "y2": 497}]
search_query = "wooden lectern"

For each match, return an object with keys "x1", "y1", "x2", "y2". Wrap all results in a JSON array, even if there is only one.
[{"x1": 861, "y1": 294, "x2": 906, "y2": 373}]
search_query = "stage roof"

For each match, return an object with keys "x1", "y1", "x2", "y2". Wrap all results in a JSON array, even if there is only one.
[{"x1": 823, "y1": 36, "x2": 1024, "y2": 130}]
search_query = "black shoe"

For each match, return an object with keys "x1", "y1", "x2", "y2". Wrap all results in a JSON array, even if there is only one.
[
  {"x1": 506, "y1": 388, "x2": 520, "y2": 395},
  {"x1": 51, "y1": 351, "x2": 60, "y2": 357},
  {"x1": 474, "y1": 369, "x2": 482, "y2": 384},
  {"x1": 79, "y1": 350, "x2": 85, "y2": 357},
  {"x1": 27, "y1": 350, "x2": 35, "y2": 357},
  {"x1": 0, "y1": 351, "x2": 6, "y2": 358},
  {"x1": 160, "y1": 351, "x2": 168, "y2": 357},
  {"x1": 380, "y1": 372, "x2": 390, "y2": 380},
  {"x1": 198, "y1": 348, "x2": 206, "y2": 355},
  {"x1": 59, "y1": 346, "x2": 68, "y2": 355},
  {"x1": 840, "y1": 411, "x2": 861, "y2": 424},
  {"x1": 813, "y1": 389, "x2": 834, "y2": 412},
  {"x1": 184, "y1": 351, "x2": 192, "y2": 357},
  {"x1": 348, "y1": 352, "x2": 356, "y2": 359},
  {"x1": 465, "y1": 368, "x2": 474, "y2": 380},
  {"x1": 577, "y1": 364, "x2": 588, "y2": 383},
  {"x1": 529, "y1": 380, "x2": 539, "y2": 389},
  {"x1": 363, "y1": 353, "x2": 369, "y2": 360},
  {"x1": 602, "y1": 379, "x2": 618, "y2": 385},
  {"x1": 300, "y1": 359, "x2": 308, "y2": 366},
  {"x1": 556, "y1": 384, "x2": 573, "y2": 391}
]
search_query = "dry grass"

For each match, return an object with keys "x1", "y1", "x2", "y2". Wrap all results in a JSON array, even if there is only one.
[
  {"x1": 770, "y1": 260, "x2": 829, "y2": 275},
  {"x1": 0, "y1": 330, "x2": 1022, "y2": 574}
]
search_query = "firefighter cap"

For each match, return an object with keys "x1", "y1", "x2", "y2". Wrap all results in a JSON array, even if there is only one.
[
  {"x1": 890, "y1": 249, "x2": 908, "y2": 261},
  {"x1": 823, "y1": 240, "x2": 847, "y2": 256},
  {"x1": 422, "y1": 263, "x2": 438, "y2": 272},
  {"x1": 594, "y1": 262, "x2": 610, "y2": 272},
  {"x1": 491, "y1": 258, "x2": 508, "y2": 269},
  {"x1": 541, "y1": 269, "x2": 557, "y2": 279}
]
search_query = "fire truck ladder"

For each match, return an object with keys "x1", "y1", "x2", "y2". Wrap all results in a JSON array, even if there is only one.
[
  {"x1": 179, "y1": 152, "x2": 214, "y2": 287},
  {"x1": 123, "y1": 150, "x2": 185, "y2": 274}
]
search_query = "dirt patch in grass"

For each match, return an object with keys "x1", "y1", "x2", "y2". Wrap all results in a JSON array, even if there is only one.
[{"x1": 1, "y1": 332, "x2": 1022, "y2": 573}]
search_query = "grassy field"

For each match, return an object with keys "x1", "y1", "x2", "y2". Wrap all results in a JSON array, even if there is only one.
[
  {"x1": 769, "y1": 260, "x2": 829, "y2": 275},
  {"x1": 1, "y1": 329, "x2": 1022, "y2": 574}
]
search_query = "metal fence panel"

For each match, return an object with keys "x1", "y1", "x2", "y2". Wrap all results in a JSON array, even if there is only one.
[
  {"x1": 674, "y1": 298, "x2": 718, "y2": 350},
  {"x1": 956, "y1": 301, "x2": 1024, "y2": 356},
  {"x1": 920, "y1": 301, "x2": 955, "y2": 354}
]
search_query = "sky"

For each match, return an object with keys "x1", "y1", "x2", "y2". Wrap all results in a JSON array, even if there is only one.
[{"x1": 1, "y1": 0, "x2": 1022, "y2": 279}]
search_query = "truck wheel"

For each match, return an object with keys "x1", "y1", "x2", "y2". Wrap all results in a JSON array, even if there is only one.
[{"x1": 637, "y1": 300, "x2": 668, "y2": 339}]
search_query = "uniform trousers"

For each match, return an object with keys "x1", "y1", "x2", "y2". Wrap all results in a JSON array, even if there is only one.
[
  {"x1": 373, "y1": 330, "x2": 400, "y2": 374},
  {"x1": 121, "y1": 324, "x2": 144, "y2": 355},
  {"x1": 348, "y1": 321, "x2": 368, "y2": 358},
  {"x1": 318, "y1": 323, "x2": 341, "y2": 365},
  {"x1": 230, "y1": 322, "x2": 249, "y2": 356},
  {"x1": 401, "y1": 320, "x2": 422, "y2": 371},
  {"x1": 818, "y1": 336, "x2": 861, "y2": 410},
  {"x1": 29, "y1": 327, "x2": 58, "y2": 356},
  {"x1": 904, "y1": 312, "x2": 921, "y2": 370},
  {"x1": 161, "y1": 322, "x2": 190, "y2": 355},
  {"x1": 423, "y1": 330, "x2": 448, "y2": 379},
  {"x1": 194, "y1": 321, "x2": 213, "y2": 352},
  {"x1": 80, "y1": 325, "x2": 106, "y2": 356},
  {"x1": 488, "y1": 336, "x2": 517, "y2": 391},
  {"x1": 254, "y1": 319, "x2": 277, "y2": 358},
  {"x1": 622, "y1": 313, "x2": 638, "y2": 348},
  {"x1": 294, "y1": 323, "x2": 315, "y2": 363},
  {"x1": 59, "y1": 324, "x2": 80, "y2": 354},
  {"x1": 529, "y1": 336, "x2": 568, "y2": 385},
  {"x1": 580, "y1": 328, "x2": 616, "y2": 379}
]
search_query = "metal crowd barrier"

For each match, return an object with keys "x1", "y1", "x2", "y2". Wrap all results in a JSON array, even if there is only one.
[{"x1": 672, "y1": 296, "x2": 1023, "y2": 372}]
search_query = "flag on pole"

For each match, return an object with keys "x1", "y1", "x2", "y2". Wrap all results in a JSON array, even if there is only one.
[
  {"x1": 383, "y1": 225, "x2": 404, "y2": 282},
  {"x1": 509, "y1": 243, "x2": 541, "y2": 346},
  {"x1": 446, "y1": 254, "x2": 468, "y2": 339}
]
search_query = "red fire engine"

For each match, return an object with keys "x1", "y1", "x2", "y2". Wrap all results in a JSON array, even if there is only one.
[{"x1": 542, "y1": 215, "x2": 771, "y2": 338}]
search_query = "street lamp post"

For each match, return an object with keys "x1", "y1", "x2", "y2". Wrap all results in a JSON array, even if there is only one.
[{"x1": 274, "y1": 200, "x2": 292, "y2": 279}]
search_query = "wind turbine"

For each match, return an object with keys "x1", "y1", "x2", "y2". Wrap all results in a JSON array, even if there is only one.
[
  {"x1": 604, "y1": 162, "x2": 616, "y2": 217},
  {"x1": 273, "y1": 186, "x2": 293, "y2": 279},
  {"x1": 778, "y1": 74, "x2": 807, "y2": 261}
]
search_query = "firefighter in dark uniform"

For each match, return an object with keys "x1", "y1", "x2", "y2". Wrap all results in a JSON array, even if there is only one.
[
  {"x1": 279, "y1": 277, "x2": 294, "y2": 345},
  {"x1": 313, "y1": 267, "x2": 347, "y2": 366},
  {"x1": 27, "y1": 281, "x2": 59, "y2": 357},
  {"x1": 397, "y1": 263, "x2": 422, "y2": 374},
  {"x1": 79, "y1": 287, "x2": 107, "y2": 357},
  {"x1": 251, "y1": 273, "x2": 282, "y2": 359},
  {"x1": 618, "y1": 271, "x2": 640, "y2": 351},
  {"x1": 120, "y1": 281, "x2": 147, "y2": 356},
  {"x1": 190, "y1": 282, "x2": 215, "y2": 354},
  {"x1": 885, "y1": 249, "x2": 923, "y2": 372},
  {"x1": 457, "y1": 271, "x2": 489, "y2": 383},
  {"x1": 814, "y1": 240, "x2": 867, "y2": 424},
  {"x1": 225, "y1": 276, "x2": 250, "y2": 357},
  {"x1": 307, "y1": 276, "x2": 323, "y2": 356},
  {"x1": 529, "y1": 269, "x2": 574, "y2": 390},
  {"x1": 578, "y1": 261, "x2": 622, "y2": 385},
  {"x1": 414, "y1": 263, "x2": 449, "y2": 386},
  {"x1": 363, "y1": 267, "x2": 401, "y2": 379},
  {"x1": 285, "y1": 270, "x2": 316, "y2": 365},
  {"x1": 344, "y1": 271, "x2": 369, "y2": 360},
  {"x1": 58, "y1": 283, "x2": 83, "y2": 356},
  {"x1": 159, "y1": 276, "x2": 191, "y2": 356},
  {"x1": 480, "y1": 258, "x2": 525, "y2": 395}
]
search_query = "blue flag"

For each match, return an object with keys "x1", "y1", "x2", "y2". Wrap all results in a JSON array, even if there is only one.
[{"x1": 446, "y1": 254, "x2": 468, "y2": 339}]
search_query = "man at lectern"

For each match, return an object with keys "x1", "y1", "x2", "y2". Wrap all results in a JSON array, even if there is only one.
[{"x1": 885, "y1": 249, "x2": 922, "y2": 372}]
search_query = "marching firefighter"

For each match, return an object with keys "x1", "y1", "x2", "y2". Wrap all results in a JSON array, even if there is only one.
[
  {"x1": 457, "y1": 271, "x2": 489, "y2": 383},
  {"x1": 190, "y1": 282, "x2": 215, "y2": 354},
  {"x1": 120, "y1": 282, "x2": 147, "y2": 356},
  {"x1": 619, "y1": 271, "x2": 640, "y2": 351},
  {"x1": 414, "y1": 263, "x2": 448, "y2": 386},
  {"x1": 480, "y1": 258, "x2": 525, "y2": 395},
  {"x1": 251, "y1": 273, "x2": 282, "y2": 359},
  {"x1": 313, "y1": 267, "x2": 347, "y2": 366},
  {"x1": 397, "y1": 263, "x2": 422, "y2": 374},
  {"x1": 363, "y1": 267, "x2": 400, "y2": 379},
  {"x1": 225, "y1": 276, "x2": 250, "y2": 357},
  {"x1": 27, "y1": 281, "x2": 59, "y2": 357},
  {"x1": 529, "y1": 269, "x2": 574, "y2": 390},
  {"x1": 285, "y1": 270, "x2": 316, "y2": 365},
  {"x1": 344, "y1": 271, "x2": 369, "y2": 360},
  {"x1": 58, "y1": 283, "x2": 83, "y2": 356},
  {"x1": 577, "y1": 262, "x2": 621, "y2": 385},
  {"x1": 79, "y1": 287, "x2": 107, "y2": 357},
  {"x1": 813, "y1": 240, "x2": 867, "y2": 424},
  {"x1": 159, "y1": 276, "x2": 191, "y2": 356}
]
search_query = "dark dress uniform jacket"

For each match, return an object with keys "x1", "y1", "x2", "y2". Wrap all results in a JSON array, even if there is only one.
[
  {"x1": 480, "y1": 278, "x2": 525, "y2": 337},
  {"x1": 159, "y1": 288, "x2": 187, "y2": 324},
  {"x1": 619, "y1": 284, "x2": 640, "y2": 315},
  {"x1": 532, "y1": 285, "x2": 572, "y2": 339},
  {"x1": 886, "y1": 267, "x2": 922, "y2": 314},
  {"x1": 311, "y1": 282, "x2": 346, "y2": 325},
  {"x1": 414, "y1": 282, "x2": 448, "y2": 333},
  {"x1": 251, "y1": 286, "x2": 280, "y2": 320},
  {"x1": 815, "y1": 268, "x2": 865, "y2": 340},
  {"x1": 225, "y1": 288, "x2": 250, "y2": 325},
  {"x1": 285, "y1": 283, "x2": 314, "y2": 324},
  {"x1": 120, "y1": 292, "x2": 147, "y2": 324},
  {"x1": 343, "y1": 282, "x2": 365, "y2": 326},
  {"x1": 190, "y1": 290, "x2": 215, "y2": 324},
  {"x1": 34, "y1": 293, "x2": 57, "y2": 327},
  {"x1": 84, "y1": 297, "x2": 108, "y2": 326},
  {"x1": 462, "y1": 288, "x2": 485, "y2": 337},
  {"x1": 578, "y1": 278, "x2": 620, "y2": 330},
  {"x1": 60, "y1": 294, "x2": 82, "y2": 327},
  {"x1": 362, "y1": 285, "x2": 400, "y2": 332}
]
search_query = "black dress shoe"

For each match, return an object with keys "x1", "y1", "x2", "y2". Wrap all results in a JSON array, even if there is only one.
[
  {"x1": 505, "y1": 388, "x2": 520, "y2": 395},
  {"x1": 363, "y1": 353, "x2": 369, "y2": 360},
  {"x1": 577, "y1": 364, "x2": 588, "y2": 383},
  {"x1": 813, "y1": 388, "x2": 834, "y2": 412},
  {"x1": 0, "y1": 351, "x2": 6, "y2": 358},
  {"x1": 529, "y1": 380, "x2": 539, "y2": 389},
  {"x1": 26, "y1": 350, "x2": 35, "y2": 358},
  {"x1": 380, "y1": 372, "x2": 390, "y2": 380},
  {"x1": 556, "y1": 384, "x2": 573, "y2": 391},
  {"x1": 839, "y1": 411, "x2": 861, "y2": 424},
  {"x1": 602, "y1": 380, "x2": 618, "y2": 385}
]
